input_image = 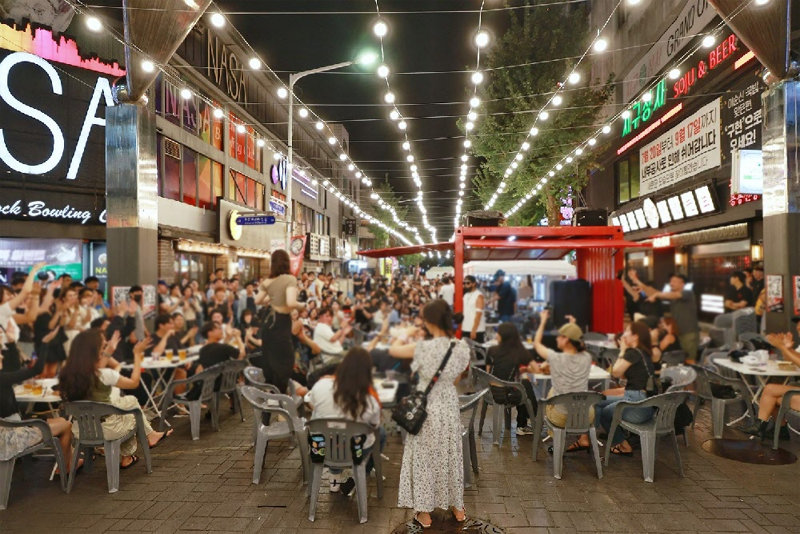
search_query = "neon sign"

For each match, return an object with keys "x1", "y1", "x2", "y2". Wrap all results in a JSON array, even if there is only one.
[
  {"x1": 0, "y1": 51, "x2": 115, "y2": 178},
  {"x1": 622, "y1": 80, "x2": 667, "y2": 137},
  {"x1": 673, "y1": 35, "x2": 739, "y2": 99}
]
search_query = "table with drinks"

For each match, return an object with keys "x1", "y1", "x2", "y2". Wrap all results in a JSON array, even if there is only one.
[
  {"x1": 714, "y1": 354, "x2": 800, "y2": 402},
  {"x1": 123, "y1": 346, "x2": 201, "y2": 422},
  {"x1": 14, "y1": 378, "x2": 61, "y2": 415}
]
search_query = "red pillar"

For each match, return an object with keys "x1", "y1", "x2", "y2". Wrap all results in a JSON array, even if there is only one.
[{"x1": 454, "y1": 228, "x2": 464, "y2": 315}]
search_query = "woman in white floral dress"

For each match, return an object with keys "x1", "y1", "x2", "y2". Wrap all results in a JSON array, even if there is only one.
[{"x1": 397, "y1": 299, "x2": 471, "y2": 528}]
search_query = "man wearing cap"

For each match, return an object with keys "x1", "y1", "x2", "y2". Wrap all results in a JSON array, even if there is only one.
[{"x1": 491, "y1": 270, "x2": 517, "y2": 323}]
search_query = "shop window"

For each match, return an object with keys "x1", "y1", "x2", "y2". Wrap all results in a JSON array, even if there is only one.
[
  {"x1": 182, "y1": 148, "x2": 197, "y2": 206},
  {"x1": 229, "y1": 171, "x2": 247, "y2": 205},
  {"x1": 162, "y1": 137, "x2": 181, "y2": 201},
  {"x1": 245, "y1": 177, "x2": 256, "y2": 207},
  {"x1": 255, "y1": 183, "x2": 265, "y2": 211},
  {"x1": 197, "y1": 155, "x2": 212, "y2": 209},
  {"x1": 615, "y1": 153, "x2": 640, "y2": 205},
  {"x1": 212, "y1": 162, "x2": 223, "y2": 206}
]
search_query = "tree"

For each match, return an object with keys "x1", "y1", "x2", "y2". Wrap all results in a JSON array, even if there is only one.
[{"x1": 470, "y1": 1, "x2": 613, "y2": 226}]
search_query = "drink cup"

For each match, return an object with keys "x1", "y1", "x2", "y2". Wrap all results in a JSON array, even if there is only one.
[
  {"x1": 178, "y1": 349, "x2": 187, "y2": 361},
  {"x1": 32, "y1": 384, "x2": 43, "y2": 396},
  {"x1": 165, "y1": 349, "x2": 174, "y2": 361}
]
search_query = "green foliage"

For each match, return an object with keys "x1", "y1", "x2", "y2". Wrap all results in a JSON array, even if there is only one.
[{"x1": 470, "y1": 2, "x2": 613, "y2": 226}]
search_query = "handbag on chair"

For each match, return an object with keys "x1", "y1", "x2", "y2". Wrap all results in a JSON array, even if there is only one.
[{"x1": 391, "y1": 341, "x2": 455, "y2": 435}]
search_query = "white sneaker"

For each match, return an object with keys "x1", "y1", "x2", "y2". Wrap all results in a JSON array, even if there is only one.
[{"x1": 516, "y1": 426, "x2": 534, "y2": 436}]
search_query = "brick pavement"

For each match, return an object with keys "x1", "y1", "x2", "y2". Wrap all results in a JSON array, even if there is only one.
[{"x1": 1, "y1": 402, "x2": 799, "y2": 533}]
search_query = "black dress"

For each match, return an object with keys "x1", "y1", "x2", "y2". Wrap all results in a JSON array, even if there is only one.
[{"x1": 255, "y1": 275, "x2": 298, "y2": 393}]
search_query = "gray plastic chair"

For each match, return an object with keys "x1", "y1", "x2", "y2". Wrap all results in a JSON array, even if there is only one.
[
  {"x1": 689, "y1": 364, "x2": 754, "y2": 439},
  {"x1": 0, "y1": 418, "x2": 68, "y2": 509},
  {"x1": 63, "y1": 401, "x2": 153, "y2": 494},
  {"x1": 464, "y1": 338, "x2": 487, "y2": 366},
  {"x1": 661, "y1": 365, "x2": 697, "y2": 392},
  {"x1": 306, "y1": 418, "x2": 383, "y2": 524},
  {"x1": 238, "y1": 385, "x2": 309, "y2": 484},
  {"x1": 216, "y1": 359, "x2": 248, "y2": 423},
  {"x1": 159, "y1": 364, "x2": 223, "y2": 440},
  {"x1": 243, "y1": 366, "x2": 281, "y2": 393},
  {"x1": 459, "y1": 389, "x2": 488, "y2": 487},
  {"x1": 661, "y1": 350, "x2": 688, "y2": 367},
  {"x1": 604, "y1": 391, "x2": 691, "y2": 483},
  {"x1": 773, "y1": 389, "x2": 800, "y2": 450},
  {"x1": 532, "y1": 392, "x2": 605, "y2": 479},
  {"x1": 472, "y1": 366, "x2": 535, "y2": 447}
]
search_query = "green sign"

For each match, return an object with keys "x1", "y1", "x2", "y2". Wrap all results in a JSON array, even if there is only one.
[{"x1": 622, "y1": 79, "x2": 667, "y2": 137}]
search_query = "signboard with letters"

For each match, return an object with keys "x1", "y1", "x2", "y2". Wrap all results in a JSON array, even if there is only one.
[
  {"x1": 639, "y1": 99, "x2": 721, "y2": 195},
  {"x1": 610, "y1": 182, "x2": 719, "y2": 234}
]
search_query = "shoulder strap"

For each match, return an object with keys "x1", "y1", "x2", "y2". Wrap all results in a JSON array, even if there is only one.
[
  {"x1": 634, "y1": 348, "x2": 656, "y2": 382},
  {"x1": 423, "y1": 341, "x2": 457, "y2": 395}
]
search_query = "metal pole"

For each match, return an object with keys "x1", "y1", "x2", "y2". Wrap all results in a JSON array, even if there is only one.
[{"x1": 286, "y1": 73, "x2": 296, "y2": 249}]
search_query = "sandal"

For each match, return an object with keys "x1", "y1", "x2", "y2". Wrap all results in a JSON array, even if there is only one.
[
  {"x1": 565, "y1": 441, "x2": 590, "y2": 453},
  {"x1": 149, "y1": 428, "x2": 174, "y2": 449},
  {"x1": 610, "y1": 444, "x2": 633, "y2": 457},
  {"x1": 414, "y1": 512, "x2": 432, "y2": 529},
  {"x1": 120, "y1": 455, "x2": 139, "y2": 470},
  {"x1": 452, "y1": 507, "x2": 467, "y2": 522}
]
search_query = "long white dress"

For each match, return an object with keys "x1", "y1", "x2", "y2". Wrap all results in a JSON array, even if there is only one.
[{"x1": 398, "y1": 336, "x2": 471, "y2": 512}]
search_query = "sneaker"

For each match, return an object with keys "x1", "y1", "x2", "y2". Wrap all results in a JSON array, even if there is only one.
[
  {"x1": 340, "y1": 477, "x2": 356, "y2": 497},
  {"x1": 329, "y1": 479, "x2": 341, "y2": 493},
  {"x1": 516, "y1": 426, "x2": 534, "y2": 436}
]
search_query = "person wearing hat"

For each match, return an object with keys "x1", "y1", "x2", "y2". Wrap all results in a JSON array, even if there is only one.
[
  {"x1": 491, "y1": 269, "x2": 516, "y2": 323},
  {"x1": 530, "y1": 309, "x2": 594, "y2": 451}
]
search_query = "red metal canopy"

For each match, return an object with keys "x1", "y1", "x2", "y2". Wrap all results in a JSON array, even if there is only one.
[{"x1": 358, "y1": 225, "x2": 647, "y2": 333}]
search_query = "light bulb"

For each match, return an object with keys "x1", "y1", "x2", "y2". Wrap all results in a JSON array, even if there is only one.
[
  {"x1": 384, "y1": 91, "x2": 395, "y2": 104},
  {"x1": 180, "y1": 88, "x2": 192, "y2": 100},
  {"x1": 548, "y1": 171, "x2": 555, "y2": 177},
  {"x1": 390, "y1": 110, "x2": 400, "y2": 121},
  {"x1": 463, "y1": 139, "x2": 472, "y2": 148},
  {"x1": 213, "y1": 108, "x2": 224, "y2": 119},
  {"x1": 642, "y1": 92, "x2": 652, "y2": 102},
  {"x1": 468, "y1": 111, "x2": 478, "y2": 121},
  {"x1": 702, "y1": 35, "x2": 715, "y2": 48},
  {"x1": 347, "y1": 164, "x2": 355, "y2": 171},
  {"x1": 402, "y1": 141, "x2": 411, "y2": 151},
  {"x1": 593, "y1": 38, "x2": 608, "y2": 53},
  {"x1": 411, "y1": 164, "x2": 418, "y2": 171},
  {"x1": 602, "y1": 125, "x2": 612, "y2": 134},
  {"x1": 539, "y1": 111, "x2": 549, "y2": 121},
  {"x1": 339, "y1": 153, "x2": 347, "y2": 161},
  {"x1": 377, "y1": 64, "x2": 390, "y2": 78},
  {"x1": 556, "y1": 163, "x2": 563, "y2": 170},
  {"x1": 588, "y1": 138, "x2": 597, "y2": 146},
  {"x1": 461, "y1": 155, "x2": 468, "y2": 162},
  {"x1": 210, "y1": 12, "x2": 225, "y2": 28},
  {"x1": 568, "y1": 72, "x2": 580, "y2": 85},
  {"x1": 469, "y1": 96, "x2": 480, "y2": 108},
  {"x1": 511, "y1": 162, "x2": 518, "y2": 169},
  {"x1": 85, "y1": 16, "x2": 102, "y2": 32},
  {"x1": 277, "y1": 87, "x2": 288, "y2": 99},
  {"x1": 522, "y1": 142, "x2": 530, "y2": 150},
  {"x1": 256, "y1": 139, "x2": 265, "y2": 148},
  {"x1": 355, "y1": 171, "x2": 362, "y2": 177},
  {"x1": 552, "y1": 95, "x2": 563, "y2": 106},
  {"x1": 465, "y1": 121, "x2": 475, "y2": 131},
  {"x1": 515, "y1": 153, "x2": 523, "y2": 161},
  {"x1": 328, "y1": 136, "x2": 336, "y2": 145},
  {"x1": 248, "y1": 57, "x2": 261, "y2": 70},
  {"x1": 530, "y1": 126, "x2": 539, "y2": 136},
  {"x1": 621, "y1": 110, "x2": 631, "y2": 119},
  {"x1": 141, "y1": 60, "x2": 155, "y2": 73},
  {"x1": 274, "y1": 152, "x2": 282, "y2": 160},
  {"x1": 575, "y1": 148, "x2": 583, "y2": 155},
  {"x1": 406, "y1": 154, "x2": 414, "y2": 162},
  {"x1": 373, "y1": 20, "x2": 388, "y2": 37},
  {"x1": 298, "y1": 107, "x2": 309, "y2": 118},
  {"x1": 398, "y1": 120, "x2": 407, "y2": 130},
  {"x1": 566, "y1": 156, "x2": 573, "y2": 163},
  {"x1": 236, "y1": 124, "x2": 246, "y2": 134},
  {"x1": 315, "y1": 121, "x2": 324, "y2": 131},
  {"x1": 668, "y1": 68, "x2": 681, "y2": 80},
  {"x1": 474, "y1": 30, "x2": 490, "y2": 48},
  {"x1": 471, "y1": 71, "x2": 484, "y2": 84}
]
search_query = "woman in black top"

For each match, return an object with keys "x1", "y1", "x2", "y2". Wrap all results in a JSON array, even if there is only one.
[
  {"x1": 486, "y1": 323, "x2": 537, "y2": 433},
  {"x1": 596, "y1": 321, "x2": 656, "y2": 456}
]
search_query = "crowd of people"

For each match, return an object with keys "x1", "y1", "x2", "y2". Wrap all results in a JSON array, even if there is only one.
[{"x1": 4, "y1": 251, "x2": 800, "y2": 528}]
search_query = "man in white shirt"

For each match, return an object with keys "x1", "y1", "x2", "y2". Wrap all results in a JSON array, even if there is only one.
[
  {"x1": 313, "y1": 306, "x2": 352, "y2": 357},
  {"x1": 372, "y1": 298, "x2": 391, "y2": 330},
  {"x1": 461, "y1": 275, "x2": 486, "y2": 342},
  {"x1": 438, "y1": 275, "x2": 455, "y2": 307}
]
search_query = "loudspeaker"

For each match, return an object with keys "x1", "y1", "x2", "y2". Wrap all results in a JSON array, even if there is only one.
[
  {"x1": 549, "y1": 279, "x2": 592, "y2": 331},
  {"x1": 572, "y1": 208, "x2": 607, "y2": 227},
  {"x1": 463, "y1": 210, "x2": 505, "y2": 227}
]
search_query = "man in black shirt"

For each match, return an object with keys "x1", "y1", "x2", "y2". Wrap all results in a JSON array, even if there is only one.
[
  {"x1": 150, "y1": 314, "x2": 183, "y2": 357},
  {"x1": 195, "y1": 321, "x2": 245, "y2": 373},
  {"x1": 724, "y1": 271, "x2": 754, "y2": 312}
]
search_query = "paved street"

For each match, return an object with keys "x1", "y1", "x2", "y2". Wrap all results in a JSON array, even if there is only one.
[{"x1": 2, "y1": 402, "x2": 799, "y2": 533}]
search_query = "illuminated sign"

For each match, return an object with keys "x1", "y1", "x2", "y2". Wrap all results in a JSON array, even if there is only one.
[
  {"x1": 622, "y1": 80, "x2": 667, "y2": 137},
  {"x1": 207, "y1": 29, "x2": 247, "y2": 103},
  {"x1": 667, "y1": 196, "x2": 685, "y2": 220},
  {"x1": 656, "y1": 200, "x2": 672, "y2": 224},
  {"x1": 0, "y1": 197, "x2": 105, "y2": 225},
  {"x1": 694, "y1": 184, "x2": 716, "y2": 213},
  {"x1": 680, "y1": 191, "x2": 700, "y2": 217},
  {"x1": 673, "y1": 35, "x2": 739, "y2": 99},
  {"x1": 611, "y1": 182, "x2": 720, "y2": 233},
  {"x1": 652, "y1": 236, "x2": 671, "y2": 248},
  {"x1": 626, "y1": 212, "x2": 639, "y2": 231},
  {"x1": 731, "y1": 149, "x2": 763, "y2": 195},
  {"x1": 634, "y1": 208, "x2": 647, "y2": 229},
  {"x1": 270, "y1": 158, "x2": 288, "y2": 189},
  {"x1": 642, "y1": 198, "x2": 659, "y2": 229}
]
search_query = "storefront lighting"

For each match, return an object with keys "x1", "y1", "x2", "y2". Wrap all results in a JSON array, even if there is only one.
[
  {"x1": 642, "y1": 92, "x2": 652, "y2": 102},
  {"x1": 256, "y1": 139, "x2": 265, "y2": 148},
  {"x1": 176, "y1": 239, "x2": 227, "y2": 255},
  {"x1": 602, "y1": 125, "x2": 611, "y2": 134},
  {"x1": 668, "y1": 68, "x2": 681, "y2": 80},
  {"x1": 236, "y1": 124, "x2": 246, "y2": 134},
  {"x1": 751, "y1": 243, "x2": 764, "y2": 261},
  {"x1": 238, "y1": 248, "x2": 271, "y2": 259}
]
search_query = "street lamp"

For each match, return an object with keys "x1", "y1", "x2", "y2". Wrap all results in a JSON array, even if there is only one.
[{"x1": 285, "y1": 51, "x2": 377, "y2": 247}]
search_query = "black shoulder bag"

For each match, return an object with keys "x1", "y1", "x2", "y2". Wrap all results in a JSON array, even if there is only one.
[
  {"x1": 634, "y1": 348, "x2": 661, "y2": 397},
  {"x1": 391, "y1": 341, "x2": 456, "y2": 435},
  {"x1": 490, "y1": 360, "x2": 523, "y2": 405}
]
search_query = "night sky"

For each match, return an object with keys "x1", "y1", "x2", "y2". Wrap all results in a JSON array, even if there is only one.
[{"x1": 217, "y1": 0, "x2": 510, "y2": 238}]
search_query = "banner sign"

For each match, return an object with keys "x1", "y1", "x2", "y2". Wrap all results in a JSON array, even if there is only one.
[
  {"x1": 622, "y1": 0, "x2": 717, "y2": 103},
  {"x1": 235, "y1": 215, "x2": 275, "y2": 225},
  {"x1": 289, "y1": 235, "x2": 307, "y2": 277},
  {"x1": 639, "y1": 98, "x2": 721, "y2": 195}
]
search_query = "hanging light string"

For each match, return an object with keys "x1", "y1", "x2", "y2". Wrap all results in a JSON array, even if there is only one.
[
  {"x1": 503, "y1": 0, "x2": 759, "y2": 218},
  {"x1": 65, "y1": 0, "x2": 414, "y2": 245},
  {"x1": 483, "y1": 0, "x2": 623, "y2": 211},
  {"x1": 372, "y1": 0, "x2": 429, "y2": 246}
]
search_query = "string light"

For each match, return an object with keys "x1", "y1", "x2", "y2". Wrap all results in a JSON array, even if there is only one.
[
  {"x1": 85, "y1": 16, "x2": 102, "y2": 32},
  {"x1": 209, "y1": 12, "x2": 225, "y2": 28}
]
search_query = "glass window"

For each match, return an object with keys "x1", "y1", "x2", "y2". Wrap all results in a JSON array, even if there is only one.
[
  {"x1": 616, "y1": 160, "x2": 630, "y2": 204},
  {"x1": 629, "y1": 157, "x2": 640, "y2": 199},
  {"x1": 245, "y1": 177, "x2": 256, "y2": 208},
  {"x1": 212, "y1": 162, "x2": 222, "y2": 206},
  {"x1": 255, "y1": 183, "x2": 264, "y2": 211},
  {"x1": 197, "y1": 155, "x2": 212, "y2": 209},
  {"x1": 163, "y1": 139, "x2": 181, "y2": 201},
  {"x1": 229, "y1": 171, "x2": 246, "y2": 205},
  {"x1": 182, "y1": 148, "x2": 197, "y2": 206}
]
